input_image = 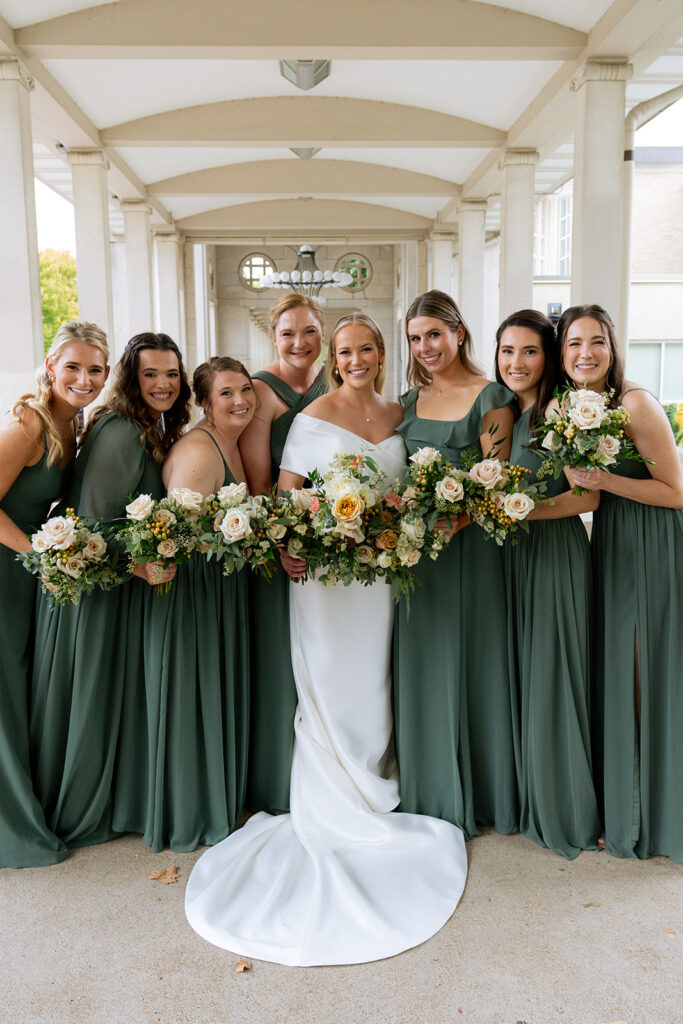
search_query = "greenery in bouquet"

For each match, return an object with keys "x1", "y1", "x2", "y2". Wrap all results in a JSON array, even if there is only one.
[
  {"x1": 534, "y1": 386, "x2": 642, "y2": 494},
  {"x1": 463, "y1": 455, "x2": 541, "y2": 546},
  {"x1": 18, "y1": 508, "x2": 120, "y2": 607},
  {"x1": 115, "y1": 488, "x2": 205, "y2": 593},
  {"x1": 396, "y1": 446, "x2": 476, "y2": 559},
  {"x1": 198, "y1": 481, "x2": 281, "y2": 579}
]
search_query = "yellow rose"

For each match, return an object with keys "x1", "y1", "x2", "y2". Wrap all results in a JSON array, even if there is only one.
[
  {"x1": 376, "y1": 529, "x2": 399, "y2": 551},
  {"x1": 332, "y1": 494, "x2": 365, "y2": 522}
]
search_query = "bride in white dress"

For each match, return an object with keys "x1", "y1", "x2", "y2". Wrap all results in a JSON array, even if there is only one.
[{"x1": 185, "y1": 314, "x2": 467, "y2": 966}]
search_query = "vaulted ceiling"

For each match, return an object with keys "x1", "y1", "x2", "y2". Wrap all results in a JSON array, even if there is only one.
[{"x1": 2, "y1": 0, "x2": 683, "y2": 243}]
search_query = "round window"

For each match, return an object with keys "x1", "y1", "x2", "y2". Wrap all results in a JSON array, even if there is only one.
[
  {"x1": 334, "y1": 253, "x2": 373, "y2": 293},
  {"x1": 238, "y1": 252, "x2": 277, "y2": 291}
]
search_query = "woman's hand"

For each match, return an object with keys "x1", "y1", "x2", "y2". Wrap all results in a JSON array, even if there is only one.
[
  {"x1": 280, "y1": 549, "x2": 307, "y2": 579},
  {"x1": 131, "y1": 560, "x2": 177, "y2": 586},
  {"x1": 569, "y1": 466, "x2": 606, "y2": 491},
  {"x1": 434, "y1": 511, "x2": 470, "y2": 540}
]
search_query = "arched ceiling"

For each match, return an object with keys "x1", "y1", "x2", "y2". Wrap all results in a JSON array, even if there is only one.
[{"x1": 1, "y1": 0, "x2": 683, "y2": 242}]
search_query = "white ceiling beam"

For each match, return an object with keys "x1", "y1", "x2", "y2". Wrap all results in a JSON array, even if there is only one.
[
  {"x1": 16, "y1": 0, "x2": 586, "y2": 60},
  {"x1": 176, "y1": 197, "x2": 431, "y2": 233}
]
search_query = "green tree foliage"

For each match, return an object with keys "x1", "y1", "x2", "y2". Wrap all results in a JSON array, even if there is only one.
[{"x1": 40, "y1": 249, "x2": 78, "y2": 351}]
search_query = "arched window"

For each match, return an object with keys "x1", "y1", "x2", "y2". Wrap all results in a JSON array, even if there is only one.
[{"x1": 238, "y1": 252, "x2": 276, "y2": 291}]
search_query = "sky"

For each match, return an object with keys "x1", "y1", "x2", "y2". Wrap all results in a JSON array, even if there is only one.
[{"x1": 34, "y1": 98, "x2": 683, "y2": 256}]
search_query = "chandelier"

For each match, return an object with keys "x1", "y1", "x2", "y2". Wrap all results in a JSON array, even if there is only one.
[{"x1": 261, "y1": 245, "x2": 353, "y2": 298}]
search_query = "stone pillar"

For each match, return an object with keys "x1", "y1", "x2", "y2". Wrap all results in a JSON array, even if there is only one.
[
  {"x1": 458, "y1": 199, "x2": 488, "y2": 363},
  {"x1": 67, "y1": 149, "x2": 115, "y2": 342},
  {"x1": 0, "y1": 59, "x2": 43, "y2": 409},
  {"x1": 427, "y1": 233, "x2": 455, "y2": 295},
  {"x1": 121, "y1": 200, "x2": 154, "y2": 334},
  {"x1": 392, "y1": 240, "x2": 421, "y2": 396},
  {"x1": 192, "y1": 243, "x2": 210, "y2": 367},
  {"x1": 154, "y1": 231, "x2": 185, "y2": 356},
  {"x1": 570, "y1": 60, "x2": 631, "y2": 334},
  {"x1": 499, "y1": 149, "x2": 538, "y2": 319}
]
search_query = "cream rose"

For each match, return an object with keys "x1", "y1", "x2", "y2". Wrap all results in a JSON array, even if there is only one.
[
  {"x1": 398, "y1": 548, "x2": 421, "y2": 567},
  {"x1": 541, "y1": 430, "x2": 559, "y2": 452},
  {"x1": 290, "y1": 488, "x2": 316, "y2": 513},
  {"x1": 220, "y1": 508, "x2": 253, "y2": 544},
  {"x1": 287, "y1": 537, "x2": 305, "y2": 558},
  {"x1": 83, "y1": 533, "x2": 107, "y2": 560},
  {"x1": 153, "y1": 507, "x2": 177, "y2": 527},
  {"x1": 59, "y1": 554, "x2": 85, "y2": 578},
  {"x1": 31, "y1": 531, "x2": 50, "y2": 553},
  {"x1": 400, "y1": 518, "x2": 426, "y2": 545},
  {"x1": 409, "y1": 446, "x2": 441, "y2": 468},
  {"x1": 168, "y1": 487, "x2": 204, "y2": 513},
  {"x1": 41, "y1": 516, "x2": 77, "y2": 549},
  {"x1": 324, "y1": 473, "x2": 362, "y2": 500},
  {"x1": 435, "y1": 476, "x2": 464, "y2": 504},
  {"x1": 377, "y1": 552, "x2": 393, "y2": 569},
  {"x1": 267, "y1": 522, "x2": 287, "y2": 542},
  {"x1": 355, "y1": 545, "x2": 375, "y2": 565},
  {"x1": 333, "y1": 518, "x2": 365, "y2": 544},
  {"x1": 469, "y1": 459, "x2": 505, "y2": 490},
  {"x1": 492, "y1": 491, "x2": 506, "y2": 509},
  {"x1": 568, "y1": 397, "x2": 608, "y2": 430},
  {"x1": 126, "y1": 494, "x2": 154, "y2": 521},
  {"x1": 332, "y1": 494, "x2": 365, "y2": 522},
  {"x1": 503, "y1": 492, "x2": 535, "y2": 521},
  {"x1": 157, "y1": 539, "x2": 178, "y2": 558},
  {"x1": 217, "y1": 482, "x2": 248, "y2": 504},
  {"x1": 597, "y1": 434, "x2": 621, "y2": 465}
]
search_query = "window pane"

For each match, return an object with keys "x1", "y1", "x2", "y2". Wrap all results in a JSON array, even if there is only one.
[
  {"x1": 662, "y1": 343, "x2": 683, "y2": 403},
  {"x1": 627, "y1": 343, "x2": 661, "y2": 398}
]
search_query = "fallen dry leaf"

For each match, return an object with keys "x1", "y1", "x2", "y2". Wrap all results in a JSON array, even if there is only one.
[
  {"x1": 236, "y1": 958, "x2": 252, "y2": 973},
  {"x1": 663, "y1": 928, "x2": 675, "y2": 934},
  {"x1": 148, "y1": 865, "x2": 179, "y2": 884}
]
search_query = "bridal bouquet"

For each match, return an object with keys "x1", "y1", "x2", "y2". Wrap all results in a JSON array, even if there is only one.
[
  {"x1": 116, "y1": 489, "x2": 204, "y2": 594},
  {"x1": 535, "y1": 387, "x2": 637, "y2": 494},
  {"x1": 198, "y1": 482, "x2": 281, "y2": 579},
  {"x1": 18, "y1": 509, "x2": 120, "y2": 607}
]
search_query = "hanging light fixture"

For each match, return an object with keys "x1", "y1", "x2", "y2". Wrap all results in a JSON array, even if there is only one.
[{"x1": 261, "y1": 245, "x2": 353, "y2": 298}]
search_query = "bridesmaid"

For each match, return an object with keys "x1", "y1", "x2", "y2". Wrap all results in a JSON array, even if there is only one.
[
  {"x1": 495, "y1": 309, "x2": 601, "y2": 858},
  {"x1": 393, "y1": 289, "x2": 518, "y2": 839},
  {"x1": 558, "y1": 304, "x2": 683, "y2": 863},
  {"x1": 140, "y1": 357, "x2": 254, "y2": 852},
  {"x1": 0, "y1": 321, "x2": 109, "y2": 868},
  {"x1": 239, "y1": 293, "x2": 327, "y2": 814},
  {"x1": 30, "y1": 333, "x2": 191, "y2": 849}
]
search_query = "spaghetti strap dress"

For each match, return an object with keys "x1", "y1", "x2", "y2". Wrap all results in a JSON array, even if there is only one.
[
  {"x1": 245, "y1": 367, "x2": 327, "y2": 814},
  {"x1": 30, "y1": 413, "x2": 163, "y2": 848},
  {"x1": 504, "y1": 407, "x2": 600, "y2": 858},
  {"x1": 393, "y1": 382, "x2": 518, "y2": 839},
  {"x1": 0, "y1": 445, "x2": 68, "y2": 868},
  {"x1": 136, "y1": 430, "x2": 249, "y2": 852},
  {"x1": 591, "y1": 388, "x2": 683, "y2": 862}
]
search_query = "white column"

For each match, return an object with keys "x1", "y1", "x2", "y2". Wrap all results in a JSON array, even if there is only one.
[
  {"x1": 121, "y1": 200, "x2": 154, "y2": 333},
  {"x1": 458, "y1": 199, "x2": 488, "y2": 363},
  {"x1": 499, "y1": 149, "x2": 538, "y2": 319},
  {"x1": 570, "y1": 60, "x2": 631, "y2": 331},
  {"x1": 426, "y1": 234, "x2": 455, "y2": 295},
  {"x1": 0, "y1": 59, "x2": 43, "y2": 409},
  {"x1": 392, "y1": 240, "x2": 420, "y2": 395},
  {"x1": 192, "y1": 243, "x2": 210, "y2": 367},
  {"x1": 67, "y1": 149, "x2": 114, "y2": 341},
  {"x1": 154, "y1": 231, "x2": 185, "y2": 355}
]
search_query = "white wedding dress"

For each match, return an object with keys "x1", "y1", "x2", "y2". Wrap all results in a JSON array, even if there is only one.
[{"x1": 185, "y1": 415, "x2": 467, "y2": 966}]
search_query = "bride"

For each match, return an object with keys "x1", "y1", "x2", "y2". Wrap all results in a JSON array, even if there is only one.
[{"x1": 185, "y1": 313, "x2": 467, "y2": 966}]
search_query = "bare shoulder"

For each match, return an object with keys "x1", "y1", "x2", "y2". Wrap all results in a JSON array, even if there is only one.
[
  {"x1": 384, "y1": 399, "x2": 404, "y2": 428},
  {"x1": 472, "y1": 375, "x2": 494, "y2": 396},
  {"x1": 620, "y1": 383, "x2": 661, "y2": 416},
  {"x1": 302, "y1": 393, "x2": 335, "y2": 419},
  {"x1": 0, "y1": 406, "x2": 44, "y2": 451},
  {"x1": 544, "y1": 396, "x2": 561, "y2": 416}
]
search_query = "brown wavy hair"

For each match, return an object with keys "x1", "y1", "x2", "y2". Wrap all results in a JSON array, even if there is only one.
[
  {"x1": 494, "y1": 309, "x2": 559, "y2": 426},
  {"x1": 193, "y1": 356, "x2": 253, "y2": 415},
  {"x1": 325, "y1": 313, "x2": 387, "y2": 394},
  {"x1": 13, "y1": 321, "x2": 109, "y2": 466},
  {"x1": 405, "y1": 290, "x2": 482, "y2": 387},
  {"x1": 87, "y1": 333, "x2": 191, "y2": 461},
  {"x1": 555, "y1": 304, "x2": 625, "y2": 407}
]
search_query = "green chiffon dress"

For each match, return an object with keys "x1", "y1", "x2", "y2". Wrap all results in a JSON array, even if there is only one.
[
  {"x1": 393, "y1": 382, "x2": 518, "y2": 839},
  {"x1": 591, "y1": 392, "x2": 683, "y2": 862},
  {"x1": 132, "y1": 431, "x2": 250, "y2": 852},
  {"x1": 30, "y1": 413, "x2": 163, "y2": 848},
  {"x1": 0, "y1": 447, "x2": 68, "y2": 868},
  {"x1": 246, "y1": 367, "x2": 327, "y2": 814},
  {"x1": 504, "y1": 408, "x2": 600, "y2": 858}
]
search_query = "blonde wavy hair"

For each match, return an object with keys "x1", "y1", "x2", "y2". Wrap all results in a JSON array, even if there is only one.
[
  {"x1": 326, "y1": 313, "x2": 387, "y2": 393},
  {"x1": 12, "y1": 321, "x2": 109, "y2": 466},
  {"x1": 268, "y1": 292, "x2": 324, "y2": 338}
]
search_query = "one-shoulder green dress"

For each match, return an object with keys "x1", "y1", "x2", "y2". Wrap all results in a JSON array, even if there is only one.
[
  {"x1": 133, "y1": 431, "x2": 250, "y2": 852},
  {"x1": 591, "y1": 391, "x2": 683, "y2": 862},
  {"x1": 0, "y1": 446, "x2": 69, "y2": 868},
  {"x1": 246, "y1": 367, "x2": 327, "y2": 814},
  {"x1": 30, "y1": 413, "x2": 163, "y2": 848},
  {"x1": 504, "y1": 408, "x2": 600, "y2": 858},
  {"x1": 393, "y1": 382, "x2": 518, "y2": 838}
]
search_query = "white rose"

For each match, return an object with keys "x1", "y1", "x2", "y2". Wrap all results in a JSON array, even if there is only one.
[
  {"x1": 290, "y1": 488, "x2": 315, "y2": 513},
  {"x1": 157, "y1": 539, "x2": 178, "y2": 558},
  {"x1": 287, "y1": 537, "x2": 305, "y2": 558},
  {"x1": 409, "y1": 447, "x2": 441, "y2": 468},
  {"x1": 541, "y1": 430, "x2": 559, "y2": 452},
  {"x1": 126, "y1": 494, "x2": 154, "y2": 521},
  {"x1": 267, "y1": 522, "x2": 287, "y2": 542},
  {"x1": 503, "y1": 492, "x2": 535, "y2": 521},
  {"x1": 401, "y1": 518, "x2": 426, "y2": 545},
  {"x1": 41, "y1": 516, "x2": 77, "y2": 550},
  {"x1": 324, "y1": 473, "x2": 362, "y2": 501},
  {"x1": 492, "y1": 491, "x2": 506, "y2": 509},
  {"x1": 356, "y1": 545, "x2": 376, "y2": 565},
  {"x1": 219, "y1": 508, "x2": 253, "y2": 544},
  {"x1": 597, "y1": 434, "x2": 621, "y2": 466},
  {"x1": 398, "y1": 548, "x2": 421, "y2": 567},
  {"x1": 217, "y1": 482, "x2": 248, "y2": 504},
  {"x1": 153, "y1": 507, "x2": 177, "y2": 526},
  {"x1": 31, "y1": 530, "x2": 49, "y2": 553},
  {"x1": 568, "y1": 400, "x2": 608, "y2": 431},
  {"x1": 168, "y1": 487, "x2": 205, "y2": 513},
  {"x1": 359, "y1": 485, "x2": 379, "y2": 507},
  {"x1": 83, "y1": 533, "x2": 107, "y2": 560},
  {"x1": 469, "y1": 459, "x2": 505, "y2": 490},
  {"x1": 435, "y1": 476, "x2": 464, "y2": 504},
  {"x1": 332, "y1": 517, "x2": 365, "y2": 543},
  {"x1": 59, "y1": 554, "x2": 85, "y2": 578},
  {"x1": 568, "y1": 388, "x2": 606, "y2": 410},
  {"x1": 377, "y1": 551, "x2": 393, "y2": 569}
]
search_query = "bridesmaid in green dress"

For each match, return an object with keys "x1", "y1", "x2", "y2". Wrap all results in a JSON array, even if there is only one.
[
  {"x1": 138, "y1": 357, "x2": 255, "y2": 852},
  {"x1": 393, "y1": 289, "x2": 518, "y2": 839},
  {"x1": 239, "y1": 293, "x2": 327, "y2": 813},
  {"x1": 558, "y1": 304, "x2": 683, "y2": 863},
  {"x1": 495, "y1": 309, "x2": 601, "y2": 858},
  {"x1": 1, "y1": 322, "x2": 109, "y2": 867},
  {"x1": 30, "y1": 333, "x2": 191, "y2": 850}
]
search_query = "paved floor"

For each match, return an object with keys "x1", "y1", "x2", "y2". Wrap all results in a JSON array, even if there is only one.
[{"x1": 1, "y1": 829, "x2": 680, "y2": 1024}]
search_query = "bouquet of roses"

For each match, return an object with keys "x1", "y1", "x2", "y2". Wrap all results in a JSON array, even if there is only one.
[
  {"x1": 465, "y1": 456, "x2": 541, "y2": 545},
  {"x1": 198, "y1": 482, "x2": 282, "y2": 579},
  {"x1": 18, "y1": 508, "x2": 120, "y2": 607},
  {"x1": 395, "y1": 446, "x2": 477, "y2": 560},
  {"x1": 535, "y1": 386, "x2": 638, "y2": 494},
  {"x1": 116, "y1": 488, "x2": 204, "y2": 594}
]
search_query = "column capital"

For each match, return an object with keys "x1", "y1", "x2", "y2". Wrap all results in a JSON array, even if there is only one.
[
  {"x1": 500, "y1": 149, "x2": 539, "y2": 170},
  {"x1": 571, "y1": 60, "x2": 632, "y2": 92},
  {"x1": 458, "y1": 198, "x2": 488, "y2": 215},
  {"x1": 0, "y1": 58, "x2": 33, "y2": 91},
  {"x1": 154, "y1": 230, "x2": 183, "y2": 243},
  {"x1": 66, "y1": 148, "x2": 109, "y2": 169},
  {"x1": 427, "y1": 230, "x2": 457, "y2": 243},
  {"x1": 119, "y1": 199, "x2": 152, "y2": 215}
]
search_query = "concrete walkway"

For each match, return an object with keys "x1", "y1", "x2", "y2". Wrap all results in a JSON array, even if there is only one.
[{"x1": 1, "y1": 829, "x2": 680, "y2": 1024}]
